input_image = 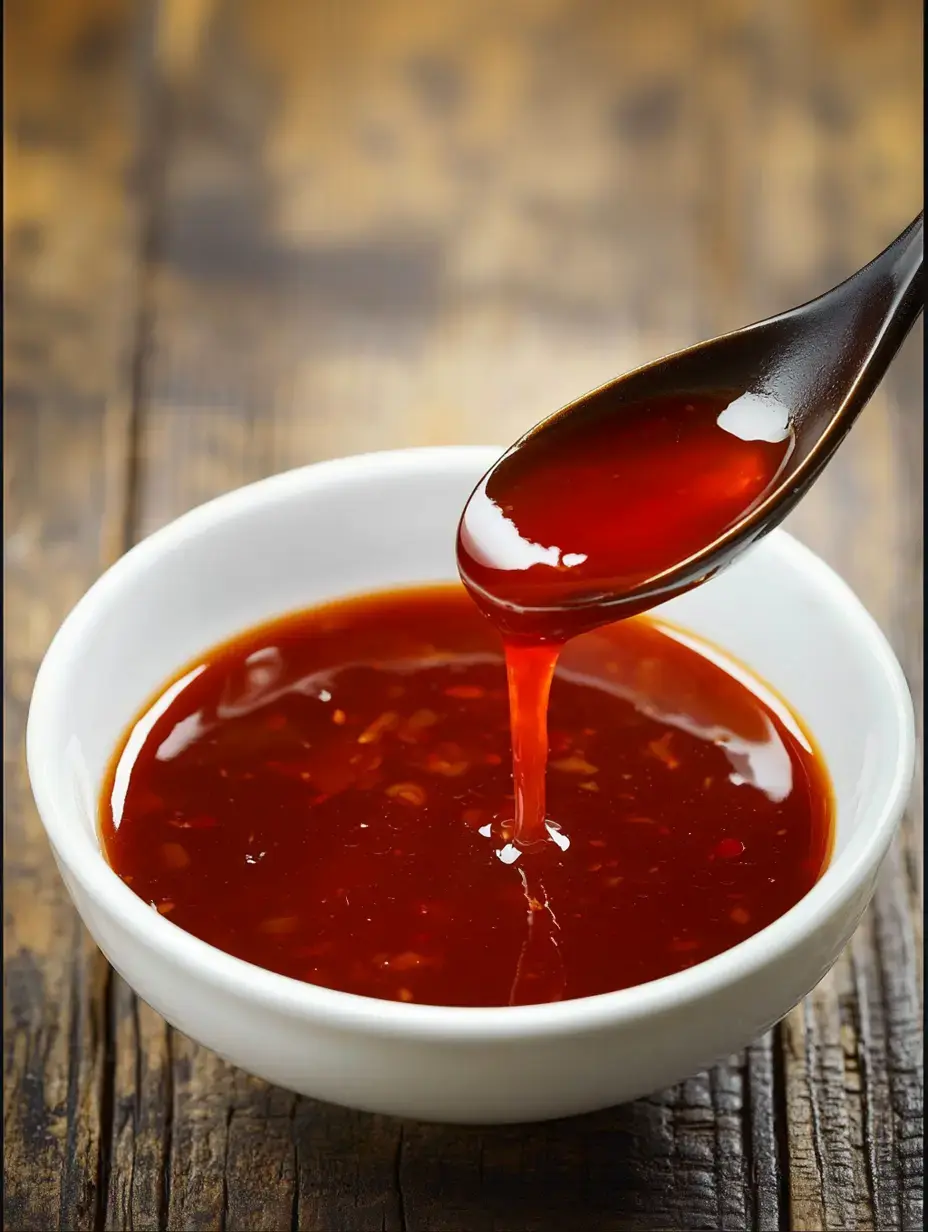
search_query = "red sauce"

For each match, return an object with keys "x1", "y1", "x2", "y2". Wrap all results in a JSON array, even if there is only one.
[
  {"x1": 457, "y1": 390, "x2": 795, "y2": 844},
  {"x1": 101, "y1": 586, "x2": 832, "y2": 1008},
  {"x1": 457, "y1": 391, "x2": 792, "y2": 641}
]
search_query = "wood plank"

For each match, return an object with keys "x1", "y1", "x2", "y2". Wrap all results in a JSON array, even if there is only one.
[
  {"x1": 3, "y1": 3, "x2": 145, "y2": 1229},
  {"x1": 6, "y1": 0, "x2": 922, "y2": 1229},
  {"x1": 760, "y1": 5, "x2": 924, "y2": 1222}
]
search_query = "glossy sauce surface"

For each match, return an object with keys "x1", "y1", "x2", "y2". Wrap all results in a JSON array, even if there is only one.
[
  {"x1": 457, "y1": 390, "x2": 793, "y2": 642},
  {"x1": 101, "y1": 587, "x2": 832, "y2": 1008}
]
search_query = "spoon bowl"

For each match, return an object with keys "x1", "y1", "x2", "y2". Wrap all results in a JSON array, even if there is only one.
[{"x1": 458, "y1": 214, "x2": 923, "y2": 641}]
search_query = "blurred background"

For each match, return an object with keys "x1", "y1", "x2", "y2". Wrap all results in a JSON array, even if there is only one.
[
  {"x1": 6, "y1": 0, "x2": 923, "y2": 480},
  {"x1": 4, "y1": 1, "x2": 924, "y2": 1229}
]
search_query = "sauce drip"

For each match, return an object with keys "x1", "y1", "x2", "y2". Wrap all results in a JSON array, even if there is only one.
[
  {"x1": 101, "y1": 587, "x2": 832, "y2": 1007},
  {"x1": 457, "y1": 390, "x2": 794, "y2": 843}
]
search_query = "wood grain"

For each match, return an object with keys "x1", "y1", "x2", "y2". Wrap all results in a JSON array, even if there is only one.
[
  {"x1": 4, "y1": 3, "x2": 142, "y2": 1228},
  {"x1": 4, "y1": 1, "x2": 922, "y2": 1229}
]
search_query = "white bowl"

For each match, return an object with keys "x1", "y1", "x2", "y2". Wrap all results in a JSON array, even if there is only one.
[{"x1": 27, "y1": 446, "x2": 914, "y2": 1124}]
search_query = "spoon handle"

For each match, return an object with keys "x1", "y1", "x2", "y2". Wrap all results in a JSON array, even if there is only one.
[
  {"x1": 854, "y1": 209, "x2": 923, "y2": 341},
  {"x1": 789, "y1": 212, "x2": 924, "y2": 438},
  {"x1": 834, "y1": 211, "x2": 923, "y2": 399}
]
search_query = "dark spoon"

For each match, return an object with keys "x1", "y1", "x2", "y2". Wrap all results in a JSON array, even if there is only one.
[{"x1": 458, "y1": 213, "x2": 923, "y2": 642}]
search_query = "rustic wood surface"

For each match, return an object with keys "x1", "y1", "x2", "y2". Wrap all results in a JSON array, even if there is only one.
[{"x1": 4, "y1": 1, "x2": 922, "y2": 1229}]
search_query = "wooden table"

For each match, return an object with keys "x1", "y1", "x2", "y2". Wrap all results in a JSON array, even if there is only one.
[{"x1": 4, "y1": 2, "x2": 922, "y2": 1228}]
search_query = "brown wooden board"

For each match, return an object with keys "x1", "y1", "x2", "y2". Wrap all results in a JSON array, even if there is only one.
[{"x1": 4, "y1": 1, "x2": 922, "y2": 1229}]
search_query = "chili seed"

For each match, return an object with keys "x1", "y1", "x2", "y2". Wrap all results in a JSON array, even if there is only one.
[
  {"x1": 385, "y1": 951, "x2": 429, "y2": 971},
  {"x1": 550, "y1": 754, "x2": 598, "y2": 775},
  {"x1": 161, "y1": 842, "x2": 190, "y2": 870},
  {"x1": 358, "y1": 711, "x2": 399, "y2": 744},
  {"x1": 670, "y1": 937, "x2": 700, "y2": 952},
  {"x1": 714, "y1": 838, "x2": 745, "y2": 859},
  {"x1": 647, "y1": 732, "x2": 680, "y2": 770},
  {"x1": 259, "y1": 916, "x2": 300, "y2": 935},
  {"x1": 424, "y1": 749, "x2": 470, "y2": 777},
  {"x1": 385, "y1": 782, "x2": 427, "y2": 807}
]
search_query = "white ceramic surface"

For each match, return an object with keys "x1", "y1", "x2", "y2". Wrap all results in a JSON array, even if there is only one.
[{"x1": 27, "y1": 446, "x2": 914, "y2": 1124}]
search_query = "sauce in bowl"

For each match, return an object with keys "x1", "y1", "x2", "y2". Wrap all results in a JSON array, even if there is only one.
[{"x1": 101, "y1": 586, "x2": 832, "y2": 1007}]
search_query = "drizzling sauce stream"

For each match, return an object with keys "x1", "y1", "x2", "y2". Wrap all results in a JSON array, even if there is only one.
[{"x1": 457, "y1": 390, "x2": 794, "y2": 845}]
